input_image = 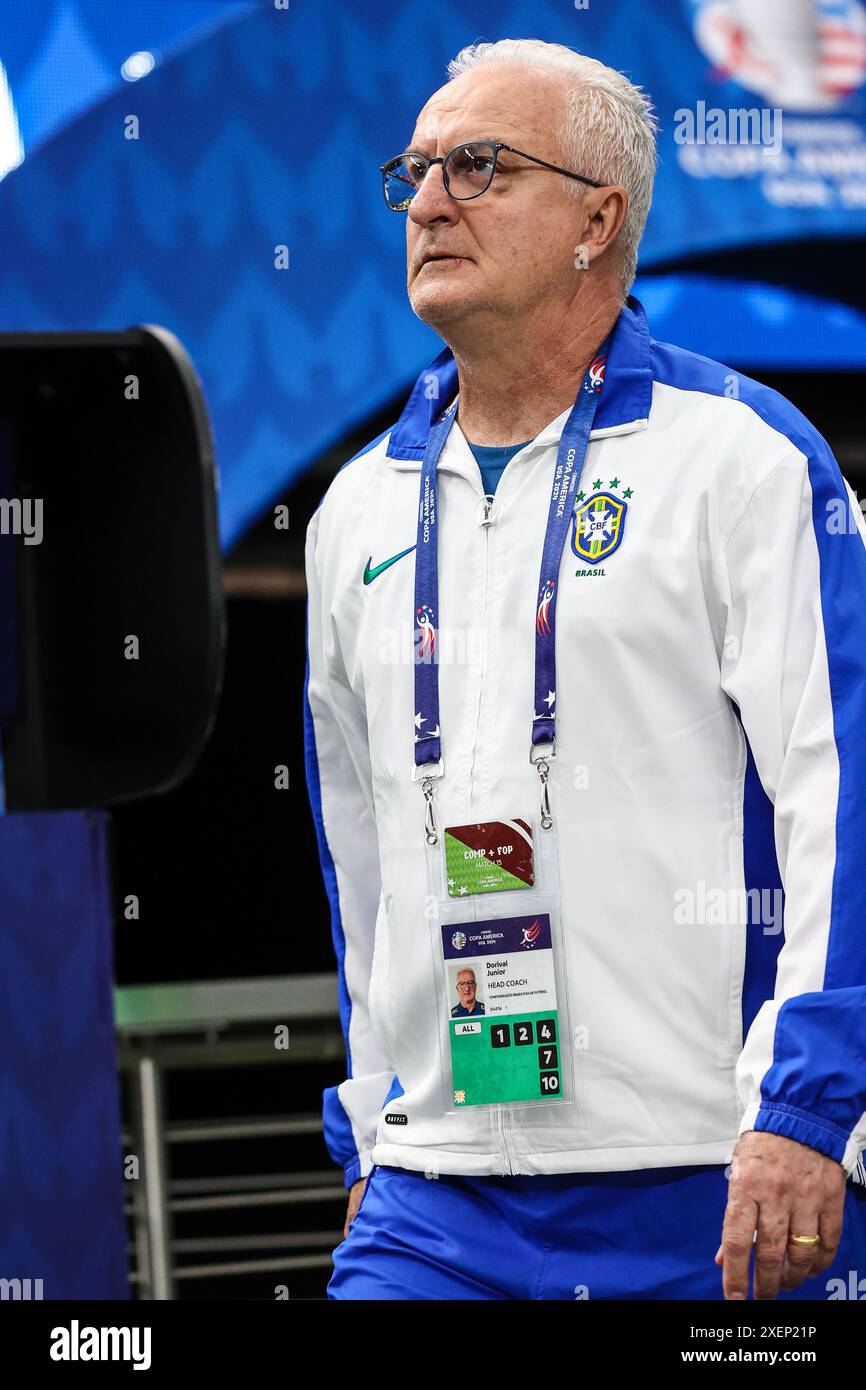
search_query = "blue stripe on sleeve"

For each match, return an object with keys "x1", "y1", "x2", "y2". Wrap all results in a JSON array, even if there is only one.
[
  {"x1": 652, "y1": 341, "x2": 866, "y2": 1158},
  {"x1": 752, "y1": 442, "x2": 866, "y2": 1153},
  {"x1": 753, "y1": 989, "x2": 866, "y2": 1162},
  {"x1": 304, "y1": 429, "x2": 397, "y2": 1180},
  {"x1": 303, "y1": 617, "x2": 357, "y2": 1174}
]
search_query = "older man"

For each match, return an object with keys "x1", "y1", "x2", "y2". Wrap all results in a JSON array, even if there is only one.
[
  {"x1": 303, "y1": 38, "x2": 866, "y2": 1300},
  {"x1": 451, "y1": 969, "x2": 485, "y2": 1018}
]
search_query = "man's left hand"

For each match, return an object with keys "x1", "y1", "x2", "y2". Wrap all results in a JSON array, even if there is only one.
[{"x1": 716, "y1": 1130, "x2": 846, "y2": 1299}]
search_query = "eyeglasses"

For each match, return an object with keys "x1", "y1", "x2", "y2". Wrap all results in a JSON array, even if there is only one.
[
  {"x1": 456, "y1": 981, "x2": 476, "y2": 990},
  {"x1": 380, "y1": 139, "x2": 604, "y2": 211}
]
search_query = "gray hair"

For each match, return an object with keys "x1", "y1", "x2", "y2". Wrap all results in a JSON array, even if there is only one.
[{"x1": 446, "y1": 38, "x2": 658, "y2": 297}]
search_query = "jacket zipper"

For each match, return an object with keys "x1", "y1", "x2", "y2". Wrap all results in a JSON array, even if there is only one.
[
  {"x1": 466, "y1": 489, "x2": 516, "y2": 1176},
  {"x1": 497, "y1": 1101, "x2": 516, "y2": 1174},
  {"x1": 467, "y1": 493, "x2": 495, "y2": 810}
]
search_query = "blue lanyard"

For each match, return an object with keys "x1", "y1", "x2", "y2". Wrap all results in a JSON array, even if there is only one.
[{"x1": 413, "y1": 345, "x2": 610, "y2": 774}]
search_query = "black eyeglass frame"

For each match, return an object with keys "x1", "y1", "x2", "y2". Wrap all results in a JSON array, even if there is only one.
[{"x1": 379, "y1": 139, "x2": 605, "y2": 209}]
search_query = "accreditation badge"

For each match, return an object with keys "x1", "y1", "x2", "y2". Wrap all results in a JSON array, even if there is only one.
[
  {"x1": 426, "y1": 812, "x2": 576, "y2": 1113},
  {"x1": 443, "y1": 911, "x2": 562, "y2": 1105}
]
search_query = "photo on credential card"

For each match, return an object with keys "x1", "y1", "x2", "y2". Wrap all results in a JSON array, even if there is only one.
[{"x1": 447, "y1": 959, "x2": 487, "y2": 1019}]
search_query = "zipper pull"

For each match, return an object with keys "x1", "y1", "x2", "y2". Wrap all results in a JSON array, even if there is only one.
[{"x1": 476, "y1": 494, "x2": 496, "y2": 527}]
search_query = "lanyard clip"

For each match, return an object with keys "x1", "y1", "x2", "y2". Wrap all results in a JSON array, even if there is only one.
[
  {"x1": 422, "y1": 776, "x2": 438, "y2": 844},
  {"x1": 412, "y1": 758, "x2": 444, "y2": 845},
  {"x1": 529, "y1": 741, "x2": 555, "y2": 829}
]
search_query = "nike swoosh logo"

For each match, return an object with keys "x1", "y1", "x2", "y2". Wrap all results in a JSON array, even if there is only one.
[{"x1": 363, "y1": 544, "x2": 416, "y2": 585}]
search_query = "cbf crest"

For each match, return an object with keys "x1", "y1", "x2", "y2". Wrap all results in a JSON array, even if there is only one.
[{"x1": 570, "y1": 478, "x2": 633, "y2": 566}]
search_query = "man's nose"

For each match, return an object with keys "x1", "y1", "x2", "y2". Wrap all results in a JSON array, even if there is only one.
[{"x1": 408, "y1": 161, "x2": 459, "y2": 228}]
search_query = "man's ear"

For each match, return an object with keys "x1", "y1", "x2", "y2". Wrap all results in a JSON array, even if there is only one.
[{"x1": 582, "y1": 186, "x2": 628, "y2": 263}]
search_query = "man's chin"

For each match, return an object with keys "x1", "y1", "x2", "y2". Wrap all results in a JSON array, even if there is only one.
[{"x1": 409, "y1": 284, "x2": 480, "y2": 330}]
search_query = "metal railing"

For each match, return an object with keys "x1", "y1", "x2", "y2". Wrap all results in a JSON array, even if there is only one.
[{"x1": 115, "y1": 974, "x2": 343, "y2": 1298}]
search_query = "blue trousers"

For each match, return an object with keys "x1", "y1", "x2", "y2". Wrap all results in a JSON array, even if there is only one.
[{"x1": 329, "y1": 1163, "x2": 866, "y2": 1300}]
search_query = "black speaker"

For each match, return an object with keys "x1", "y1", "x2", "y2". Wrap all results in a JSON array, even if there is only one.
[{"x1": 0, "y1": 325, "x2": 224, "y2": 810}]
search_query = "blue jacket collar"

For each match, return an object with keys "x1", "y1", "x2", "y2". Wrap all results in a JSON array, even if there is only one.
[{"x1": 386, "y1": 295, "x2": 653, "y2": 462}]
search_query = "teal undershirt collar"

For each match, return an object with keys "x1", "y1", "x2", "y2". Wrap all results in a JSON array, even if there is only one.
[{"x1": 465, "y1": 439, "x2": 532, "y2": 497}]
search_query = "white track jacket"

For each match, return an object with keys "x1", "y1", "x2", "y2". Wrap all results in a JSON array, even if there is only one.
[{"x1": 303, "y1": 297, "x2": 866, "y2": 1188}]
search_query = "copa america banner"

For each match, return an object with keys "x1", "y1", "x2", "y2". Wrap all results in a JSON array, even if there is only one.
[
  {"x1": 0, "y1": 0, "x2": 864, "y2": 549},
  {"x1": 651, "y1": 0, "x2": 866, "y2": 258}
]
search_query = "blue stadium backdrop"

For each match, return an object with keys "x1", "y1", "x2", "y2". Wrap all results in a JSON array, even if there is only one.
[{"x1": 0, "y1": 0, "x2": 865, "y2": 551}]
